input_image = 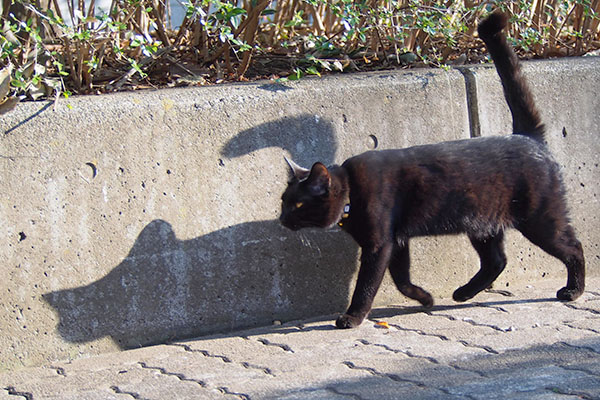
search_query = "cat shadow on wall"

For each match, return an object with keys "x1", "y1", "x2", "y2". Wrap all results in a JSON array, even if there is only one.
[
  {"x1": 43, "y1": 114, "x2": 359, "y2": 349},
  {"x1": 220, "y1": 113, "x2": 337, "y2": 167}
]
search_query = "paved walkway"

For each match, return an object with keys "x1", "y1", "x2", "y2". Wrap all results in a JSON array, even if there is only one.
[{"x1": 2, "y1": 278, "x2": 599, "y2": 400}]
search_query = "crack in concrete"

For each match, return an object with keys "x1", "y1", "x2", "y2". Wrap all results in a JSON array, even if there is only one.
[
  {"x1": 240, "y1": 361, "x2": 274, "y2": 376},
  {"x1": 456, "y1": 340, "x2": 499, "y2": 354},
  {"x1": 138, "y1": 362, "x2": 252, "y2": 399},
  {"x1": 216, "y1": 386, "x2": 251, "y2": 400},
  {"x1": 110, "y1": 385, "x2": 146, "y2": 400},
  {"x1": 545, "y1": 386, "x2": 595, "y2": 400},
  {"x1": 564, "y1": 322, "x2": 600, "y2": 335},
  {"x1": 563, "y1": 303, "x2": 600, "y2": 316},
  {"x1": 170, "y1": 342, "x2": 274, "y2": 376},
  {"x1": 357, "y1": 337, "x2": 489, "y2": 379},
  {"x1": 387, "y1": 321, "x2": 497, "y2": 354},
  {"x1": 426, "y1": 311, "x2": 513, "y2": 332},
  {"x1": 482, "y1": 289, "x2": 514, "y2": 297},
  {"x1": 387, "y1": 322, "x2": 450, "y2": 342},
  {"x1": 326, "y1": 385, "x2": 367, "y2": 400},
  {"x1": 283, "y1": 386, "x2": 363, "y2": 400},
  {"x1": 356, "y1": 338, "x2": 440, "y2": 364},
  {"x1": 342, "y1": 360, "x2": 426, "y2": 387},
  {"x1": 473, "y1": 302, "x2": 510, "y2": 313},
  {"x1": 559, "y1": 364, "x2": 600, "y2": 379},
  {"x1": 342, "y1": 361, "x2": 478, "y2": 399},
  {"x1": 560, "y1": 341, "x2": 600, "y2": 356},
  {"x1": 170, "y1": 343, "x2": 232, "y2": 363},
  {"x1": 137, "y1": 361, "x2": 208, "y2": 387},
  {"x1": 4, "y1": 386, "x2": 33, "y2": 400},
  {"x1": 253, "y1": 338, "x2": 295, "y2": 353},
  {"x1": 447, "y1": 362, "x2": 489, "y2": 378}
]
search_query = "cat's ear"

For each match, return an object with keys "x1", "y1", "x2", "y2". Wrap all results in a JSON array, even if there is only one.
[
  {"x1": 284, "y1": 156, "x2": 310, "y2": 181},
  {"x1": 306, "y1": 162, "x2": 330, "y2": 196}
]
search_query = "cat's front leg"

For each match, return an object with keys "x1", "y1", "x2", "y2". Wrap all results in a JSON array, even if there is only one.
[{"x1": 336, "y1": 243, "x2": 392, "y2": 329}]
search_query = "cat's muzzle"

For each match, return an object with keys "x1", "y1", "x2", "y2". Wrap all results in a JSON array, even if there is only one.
[{"x1": 279, "y1": 215, "x2": 301, "y2": 231}]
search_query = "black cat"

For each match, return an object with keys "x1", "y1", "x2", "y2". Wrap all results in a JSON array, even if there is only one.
[{"x1": 279, "y1": 10, "x2": 585, "y2": 329}]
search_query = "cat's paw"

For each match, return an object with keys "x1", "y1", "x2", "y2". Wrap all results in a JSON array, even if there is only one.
[
  {"x1": 419, "y1": 293, "x2": 434, "y2": 309},
  {"x1": 452, "y1": 287, "x2": 473, "y2": 303},
  {"x1": 335, "y1": 314, "x2": 364, "y2": 329},
  {"x1": 557, "y1": 286, "x2": 583, "y2": 301}
]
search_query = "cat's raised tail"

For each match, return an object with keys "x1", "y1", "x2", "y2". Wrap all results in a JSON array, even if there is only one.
[{"x1": 478, "y1": 10, "x2": 546, "y2": 143}]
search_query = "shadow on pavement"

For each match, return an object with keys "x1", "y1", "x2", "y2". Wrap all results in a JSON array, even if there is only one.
[{"x1": 264, "y1": 337, "x2": 600, "y2": 399}]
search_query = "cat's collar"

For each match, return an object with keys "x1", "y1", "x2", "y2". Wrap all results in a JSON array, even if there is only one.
[{"x1": 337, "y1": 204, "x2": 351, "y2": 227}]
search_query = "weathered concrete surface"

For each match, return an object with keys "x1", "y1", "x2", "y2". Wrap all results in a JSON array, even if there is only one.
[
  {"x1": 0, "y1": 69, "x2": 472, "y2": 370},
  {"x1": 1, "y1": 278, "x2": 599, "y2": 399},
  {"x1": 0, "y1": 57, "x2": 598, "y2": 371}
]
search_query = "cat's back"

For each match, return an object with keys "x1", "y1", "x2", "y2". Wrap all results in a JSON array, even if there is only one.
[
  {"x1": 340, "y1": 135, "x2": 563, "y2": 238},
  {"x1": 343, "y1": 135, "x2": 553, "y2": 174}
]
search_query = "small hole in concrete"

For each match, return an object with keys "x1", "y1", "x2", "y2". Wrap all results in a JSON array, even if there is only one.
[
  {"x1": 367, "y1": 135, "x2": 378, "y2": 150},
  {"x1": 85, "y1": 162, "x2": 97, "y2": 179}
]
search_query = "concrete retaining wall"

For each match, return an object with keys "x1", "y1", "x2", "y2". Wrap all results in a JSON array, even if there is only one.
[{"x1": 1, "y1": 57, "x2": 598, "y2": 370}]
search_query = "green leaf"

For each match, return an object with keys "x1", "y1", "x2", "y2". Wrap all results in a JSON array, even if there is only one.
[
  {"x1": 227, "y1": 7, "x2": 247, "y2": 18},
  {"x1": 284, "y1": 10, "x2": 305, "y2": 27},
  {"x1": 306, "y1": 66, "x2": 321, "y2": 76},
  {"x1": 129, "y1": 59, "x2": 147, "y2": 78},
  {"x1": 287, "y1": 68, "x2": 304, "y2": 81},
  {"x1": 10, "y1": 78, "x2": 25, "y2": 89},
  {"x1": 230, "y1": 38, "x2": 252, "y2": 52}
]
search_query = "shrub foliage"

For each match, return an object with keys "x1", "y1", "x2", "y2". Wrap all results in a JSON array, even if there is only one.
[{"x1": 0, "y1": 0, "x2": 599, "y2": 104}]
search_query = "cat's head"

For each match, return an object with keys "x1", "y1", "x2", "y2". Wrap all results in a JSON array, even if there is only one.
[{"x1": 279, "y1": 158, "x2": 345, "y2": 231}]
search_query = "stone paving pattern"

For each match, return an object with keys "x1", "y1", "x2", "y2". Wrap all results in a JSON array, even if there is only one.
[{"x1": 2, "y1": 278, "x2": 599, "y2": 400}]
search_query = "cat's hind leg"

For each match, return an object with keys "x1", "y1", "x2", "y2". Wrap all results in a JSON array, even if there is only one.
[
  {"x1": 453, "y1": 231, "x2": 507, "y2": 302},
  {"x1": 518, "y1": 218, "x2": 585, "y2": 301},
  {"x1": 388, "y1": 240, "x2": 433, "y2": 308}
]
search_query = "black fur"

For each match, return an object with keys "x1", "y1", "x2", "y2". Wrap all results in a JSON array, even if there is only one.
[{"x1": 279, "y1": 10, "x2": 585, "y2": 329}]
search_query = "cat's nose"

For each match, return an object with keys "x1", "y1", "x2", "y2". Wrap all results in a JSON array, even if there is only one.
[{"x1": 279, "y1": 213, "x2": 299, "y2": 231}]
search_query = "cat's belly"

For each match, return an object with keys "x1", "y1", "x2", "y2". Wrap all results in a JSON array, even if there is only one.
[{"x1": 399, "y1": 216, "x2": 505, "y2": 239}]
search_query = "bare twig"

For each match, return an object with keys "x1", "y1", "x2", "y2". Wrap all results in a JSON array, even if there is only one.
[
  {"x1": 237, "y1": 0, "x2": 271, "y2": 77},
  {"x1": 108, "y1": 46, "x2": 172, "y2": 90}
]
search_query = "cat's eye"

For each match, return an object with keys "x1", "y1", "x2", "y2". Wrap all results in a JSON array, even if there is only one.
[{"x1": 295, "y1": 202, "x2": 303, "y2": 209}]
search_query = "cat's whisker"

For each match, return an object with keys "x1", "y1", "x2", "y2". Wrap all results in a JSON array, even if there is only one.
[
  {"x1": 298, "y1": 231, "x2": 308, "y2": 247},
  {"x1": 301, "y1": 232, "x2": 312, "y2": 248},
  {"x1": 306, "y1": 234, "x2": 322, "y2": 256},
  {"x1": 296, "y1": 231, "x2": 322, "y2": 257}
]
